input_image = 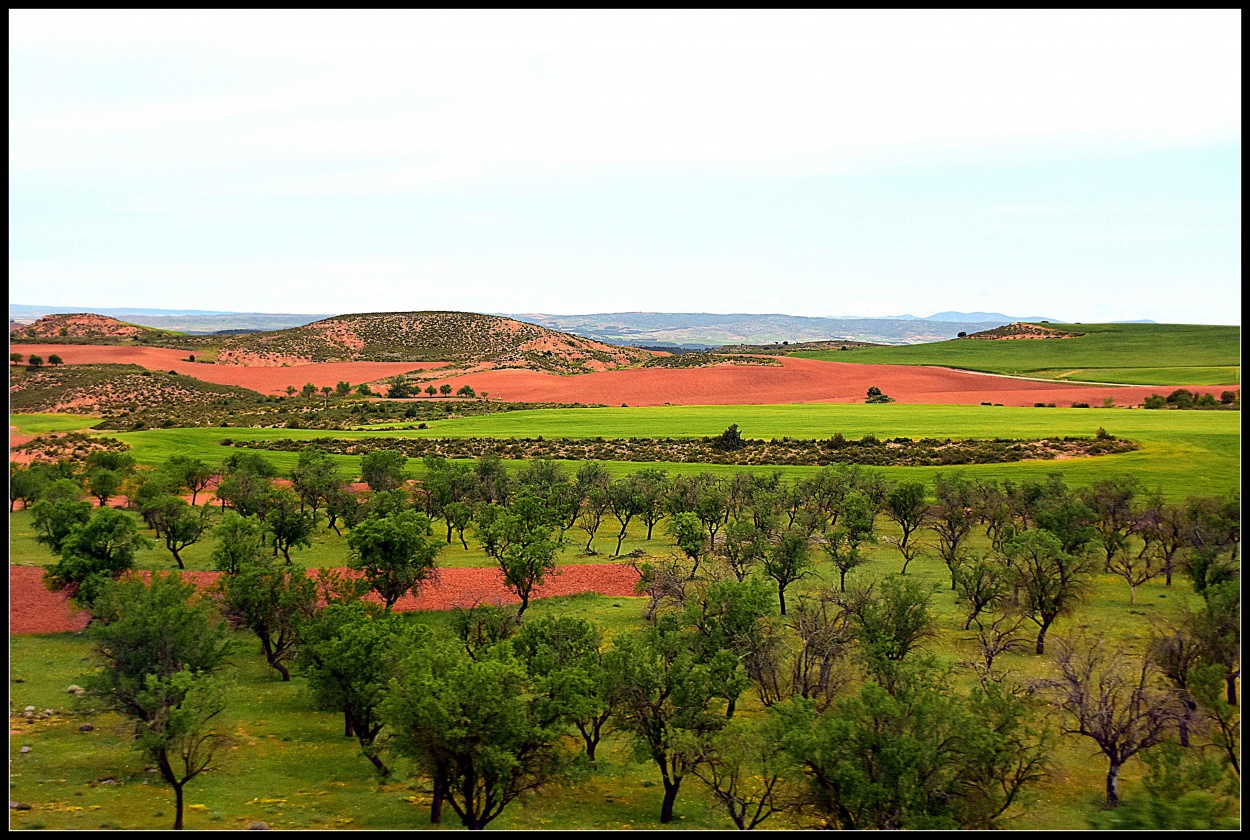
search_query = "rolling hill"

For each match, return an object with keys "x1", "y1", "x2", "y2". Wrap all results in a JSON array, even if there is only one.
[{"x1": 215, "y1": 311, "x2": 655, "y2": 372}]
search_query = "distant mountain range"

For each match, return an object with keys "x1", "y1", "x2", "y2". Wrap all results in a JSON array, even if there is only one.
[
  {"x1": 508, "y1": 312, "x2": 1065, "y2": 347},
  {"x1": 10, "y1": 304, "x2": 1086, "y2": 347}
]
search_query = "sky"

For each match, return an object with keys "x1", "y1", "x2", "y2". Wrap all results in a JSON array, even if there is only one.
[{"x1": 8, "y1": 9, "x2": 1242, "y2": 323}]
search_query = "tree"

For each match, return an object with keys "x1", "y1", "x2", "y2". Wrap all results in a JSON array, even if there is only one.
[
  {"x1": 290, "y1": 448, "x2": 343, "y2": 519},
  {"x1": 608, "y1": 476, "x2": 647, "y2": 556},
  {"x1": 383, "y1": 631, "x2": 568, "y2": 829},
  {"x1": 1080, "y1": 475, "x2": 1140, "y2": 571},
  {"x1": 1004, "y1": 529, "x2": 1096, "y2": 655},
  {"x1": 843, "y1": 576, "x2": 936, "y2": 688},
  {"x1": 10, "y1": 352, "x2": 23, "y2": 364},
  {"x1": 1085, "y1": 741, "x2": 1239, "y2": 829},
  {"x1": 1048, "y1": 634, "x2": 1183, "y2": 807},
  {"x1": 144, "y1": 495, "x2": 214, "y2": 569},
  {"x1": 218, "y1": 558, "x2": 319, "y2": 680},
  {"x1": 577, "y1": 486, "x2": 611, "y2": 553},
  {"x1": 864, "y1": 385, "x2": 894, "y2": 404},
  {"x1": 83, "y1": 572, "x2": 232, "y2": 831},
  {"x1": 885, "y1": 481, "x2": 927, "y2": 574},
  {"x1": 357, "y1": 383, "x2": 374, "y2": 396},
  {"x1": 605, "y1": 616, "x2": 730, "y2": 823},
  {"x1": 762, "y1": 528, "x2": 814, "y2": 615},
  {"x1": 361, "y1": 449, "x2": 408, "y2": 492},
  {"x1": 775, "y1": 667, "x2": 1051, "y2": 829},
  {"x1": 336, "y1": 380, "x2": 352, "y2": 397},
  {"x1": 474, "y1": 503, "x2": 559, "y2": 619},
  {"x1": 953, "y1": 555, "x2": 1010, "y2": 630},
  {"x1": 714, "y1": 423, "x2": 747, "y2": 451},
  {"x1": 9, "y1": 463, "x2": 49, "y2": 511},
  {"x1": 44, "y1": 507, "x2": 153, "y2": 608},
  {"x1": 633, "y1": 467, "x2": 670, "y2": 540},
  {"x1": 320, "y1": 384, "x2": 333, "y2": 406},
  {"x1": 718, "y1": 518, "x2": 768, "y2": 582},
  {"x1": 347, "y1": 510, "x2": 442, "y2": 610},
  {"x1": 822, "y1": 490, "x2": 877, "y2": 591},
  {"x1": 286, "y1": 385, "x2": 297, "y2": 398},
  {"x1": 928, "y1": 472, "x2": 977, "y2": 589},
  {"x1": 424, "y1": 385, "x2": 437, "y2": 397},
  {"x1": 667, "y1": 511, "x2": 709, "y2": 578},
  {"x1": 681, "y1": 575, "x2": 774, "y2": 718},
  {"x1": 301, "y1": 382, "x2": 317, "y2": 400},
  {"x1": 31, "y1": 478, "x2": 93, "y2": 554},
  {"x1": 512, "y1": 616, "x2": 616, "y2": 763},
  {"x1": 456, "y1": 384, "x2": 476, "y2": 398},
  {"x1": 686, "y1": 714, "x2": 799, "y2": 829},
  {"x1": 298, "y1": 603, "x2": 403, "y2": 775},
  {"x1": 48, "y1": 353, "x2": 64, "y2": 366},
  {"x1": 387, "y1": 375, "x2": 413, "y2": 398},
  {"x1": 439, "y1": 383, "x2": 453, "y2": 397},
  {"x1": 209, "y1": 510, "x2": 268, "y2": 575},
  {"x1": 86, "y1": 467, "x2": 124, "y2": 506},
  {"x1": 260, "y1": 487, "x2": 315, "y2": 563},
  {"x1": 27, "y1": 354, "x2": 43, "y2": 368},
  {"x1": 159, "y1": 456, "x2": 215, "y2": 506}
]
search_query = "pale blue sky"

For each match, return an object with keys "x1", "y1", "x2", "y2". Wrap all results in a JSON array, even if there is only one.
[{"x1": 9, "y1": 10, "x2": 1242, "y2": 323}]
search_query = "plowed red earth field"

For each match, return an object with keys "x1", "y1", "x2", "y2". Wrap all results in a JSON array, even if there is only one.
[
  {"x1": 11, "y1": 346, "x2": 1234, "y2": 407},
  {"x1": 11, "y1": 345, "x2": 443, "y2": 394},
  {"x1": 407, "y1": 356, "x2": 1231, "y2": 408},
  {"x1": 8, "y1": 564, "x2": 642, "y2": 634}
]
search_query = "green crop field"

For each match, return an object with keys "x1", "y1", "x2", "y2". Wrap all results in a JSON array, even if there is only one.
[
  {"x1": 792, "y1": 323, "x2": 1240, "y2": 386},
  {"x1": 11, "y1": 404, "x2": 1240, "y2": 501}
]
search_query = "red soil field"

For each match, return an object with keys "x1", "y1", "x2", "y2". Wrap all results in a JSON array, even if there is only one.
[
  {"x1": 13, "y1": 347, "x2": 1235, "y2": 408},
  {"x1": 8, "y1": 563, "x2": 642, "y2": 634},
  {"x1": 10, "y1": 345, "x2": 443, "y2": 395},
  {"x1": 401, "y1": 356, "x2": 1235, "y2": 409}
]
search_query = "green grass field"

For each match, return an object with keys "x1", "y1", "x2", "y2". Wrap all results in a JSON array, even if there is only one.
[
  {"x1": 12, "y1": 404, "x2": 1240, "y2": 502},
  {"x1": 793, "y1": 323, "x2": 1240, "y2": 386}
]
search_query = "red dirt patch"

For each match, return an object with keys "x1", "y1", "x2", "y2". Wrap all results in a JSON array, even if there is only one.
[
  {"x1": 409, "y1": 356, "x2": 1237, "y2": 408},
  {"x1": 10, "y1": 344, "x2": 444, "y2": 395},
  {"x1": 9, "y1": 563, "x2": 642, "y2": 634}
]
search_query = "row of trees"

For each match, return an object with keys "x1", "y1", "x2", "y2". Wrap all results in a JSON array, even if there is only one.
[{"x1": 10, "y1": 351, "x2": 63, "y2": 367}]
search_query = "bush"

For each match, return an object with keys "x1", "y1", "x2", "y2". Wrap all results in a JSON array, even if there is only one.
[
  {"x1": 1142, "y1": 394, "x2": 1166, "y2": 410},
  {"x1": 865, "y1": 386, "x2": 894, "y2": 404},
  {"x1": 1071, "y1": 403, "x2": 1090, "y2": 409},
  {"x1": 1218, "y1": 390, "x2": 1238, "y2": 405}
]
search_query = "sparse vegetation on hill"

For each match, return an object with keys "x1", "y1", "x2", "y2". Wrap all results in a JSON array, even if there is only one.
[
  {"x1": 215, "y1": 311, "x2": 654, "y2": 372},
  {"x1": 960, "y1": 322, "x2": 1085, "y2": 340},
  {"x1": 9, "y1": 364, "x2": 265, "y2": 417},
  {"x1": 10, "y1": 313, "x2": 159, "y2": 342}
]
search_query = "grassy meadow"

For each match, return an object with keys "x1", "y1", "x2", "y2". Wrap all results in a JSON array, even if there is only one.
[{"x1": 793, "y1": 323, "x2": 1240, "y2": 386}]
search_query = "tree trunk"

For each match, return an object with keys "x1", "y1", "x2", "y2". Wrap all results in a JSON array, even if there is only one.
[
  {"x1": 1105, "y1": 760, "x2": 1122, "y2": 807},
  {"x1": 344, "y1": 711, "x2": 354, "y2": 738},
  {"x1": 364, "y1": 747, "x2": 390, "y2": 777},
  {"x1": 660, "y1": 778, "x2": 681, "y2": 823},
  {"x1": 173, "y1": 781, "x2": 185, "y2": 830},
  {"x1": 517, "y1": 592, "x2": 530, "y2": 620},
  {"x1": 268, "y1": 655, "x2": 291, "y2": 681},
  {"x1": 726, "y1": 695, "x2": 737, "y2": 719},
  {"x1": 615, "y1": 529, "x2": 626, "y2": 556},
  {"x1": 171, "y1": 546, "x2": 185, "y2": 569},
  {"x1": 778, "y1": 585, "x2": 787, "y2": 616},
  {"x1": 1129, "y1": 583, "x2": 1137, "y2": 605},
  {"x1": 430, "y1": 770, "x2": 445, "y2": 824},
  {"x1": 1035, "y1": 618, "x2": 1052, "y2": 655},
  {"x1": 1227, "y1": 673, "x2": 1238, "y2": 706}
]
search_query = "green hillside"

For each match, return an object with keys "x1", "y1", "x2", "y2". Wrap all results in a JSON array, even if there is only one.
[{"x1": 791, "y1": 323, "x2": 1240, "y2": 386}]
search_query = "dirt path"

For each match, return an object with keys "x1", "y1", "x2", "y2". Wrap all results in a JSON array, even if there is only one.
[{"x1": 8, "y1": 563, "x2": 643, "y2": 634}]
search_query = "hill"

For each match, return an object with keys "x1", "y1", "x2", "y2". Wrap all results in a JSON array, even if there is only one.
[
  {"x1": 8, "y1": 363, "x2": 265, "y2": 418},
  {"x1": 9, "y1": 313, "x2": 167, "y2": 343},
  {"x1": 791, "y1": 322, "x2": 1240, "y2": 386},
  {"x1": 215, "y1": 311, "x2": 654, "y2": 372}
]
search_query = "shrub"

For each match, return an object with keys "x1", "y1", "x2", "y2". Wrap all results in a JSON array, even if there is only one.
[
  {"x1": 1071, "y1": 403, "x2": 1090, "y2": 409},
  {"x1": 1142, "y1": 394, "x2": 1166, "y2": 410}
]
